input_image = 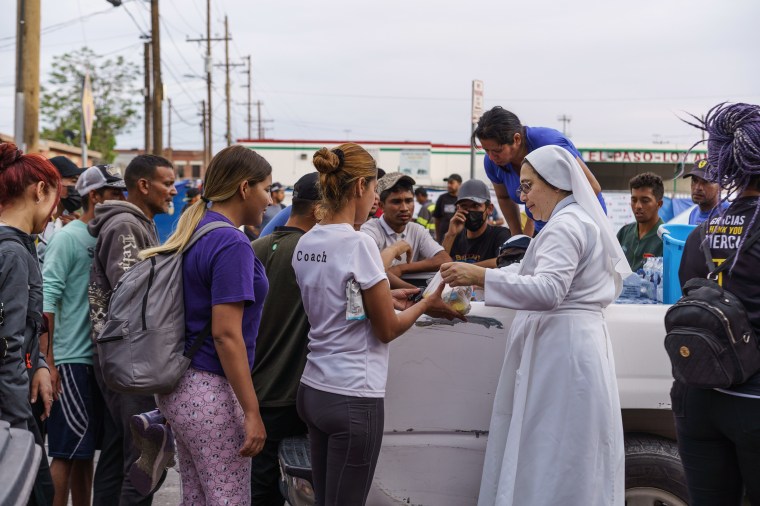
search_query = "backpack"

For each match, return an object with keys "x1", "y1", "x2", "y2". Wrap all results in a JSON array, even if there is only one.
[
  {"x1": 664, "y1": 223, "x2": 760, "y2": 389},
  {"x1": 96, "y1": 221, "x2": 235, "y2": 394}
]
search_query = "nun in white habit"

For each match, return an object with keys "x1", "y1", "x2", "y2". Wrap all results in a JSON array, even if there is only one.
[{"x1": 441, "y1": 145, "x2": 631, "y2": 506}]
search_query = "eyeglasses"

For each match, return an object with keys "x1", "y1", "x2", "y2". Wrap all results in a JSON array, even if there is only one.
[{"x1": 517, "y1": 182, "x2": 533, "y2": 195}]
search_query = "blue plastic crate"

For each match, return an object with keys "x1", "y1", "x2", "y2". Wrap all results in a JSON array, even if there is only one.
[{"x1": 660, "y1": 224, "x2": 697, "y2": 304}]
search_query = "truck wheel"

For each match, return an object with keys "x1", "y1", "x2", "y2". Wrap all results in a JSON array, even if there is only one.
[{"x1": 625, "y1": 433, "x2": 688, "y2": 506}]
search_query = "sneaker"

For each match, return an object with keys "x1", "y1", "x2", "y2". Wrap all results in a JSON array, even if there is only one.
[{"x1": 129, "y1": 412, "x2": 176, "y2": 496}]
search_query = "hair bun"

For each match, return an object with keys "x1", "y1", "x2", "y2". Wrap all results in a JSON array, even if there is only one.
[
  {"x1": 312, "y1": 147, "x2": 342, "y2": 174},
  {"x1": 0, "y1": 142, "x2": 23, "y2": 171}
]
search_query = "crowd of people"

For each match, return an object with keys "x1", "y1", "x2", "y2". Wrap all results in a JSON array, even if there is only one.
[{"x1": 0, "y1": 102, "x2": 758, "y2": 506}]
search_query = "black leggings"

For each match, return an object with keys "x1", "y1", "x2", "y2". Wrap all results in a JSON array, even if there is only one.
[
  {"x1": 296, "y1": 384, "x2": 384, "y2": 506},
  {"x1": 672, "y1": 382, "x2": 760, "y2": 505}
]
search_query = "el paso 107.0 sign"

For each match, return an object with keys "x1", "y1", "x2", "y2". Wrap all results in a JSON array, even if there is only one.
[{"x1": 580, "y1": 149, "x2": 707, "y2": 164}]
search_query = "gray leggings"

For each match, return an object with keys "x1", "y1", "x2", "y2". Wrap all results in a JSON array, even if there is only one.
[{"x1": 296, "y1": 383, "x2": 384, "y2": 506}]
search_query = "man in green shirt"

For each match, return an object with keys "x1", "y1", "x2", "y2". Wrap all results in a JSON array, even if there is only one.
[
  {"x1": 250, "y1": 172, "x2": 321, "y2": 505},
  {"x1": 616, "y1": 172, "x2": 665, "y2": 271},
  {"x1": 42, "y1": 165, "x2": 125, "y2": 506}
]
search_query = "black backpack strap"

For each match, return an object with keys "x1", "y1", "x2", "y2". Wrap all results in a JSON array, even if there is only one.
[
  {"x1": 184, "y1": 321, "x2": 212, "y2": 359},
  {"x1": 699, "y1": 222, "x2": 715, "y2": 273}
]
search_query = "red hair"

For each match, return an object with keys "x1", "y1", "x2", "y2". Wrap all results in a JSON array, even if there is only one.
[{"x1": 0, "y1": 142, "x2": 62, "y2": 207}]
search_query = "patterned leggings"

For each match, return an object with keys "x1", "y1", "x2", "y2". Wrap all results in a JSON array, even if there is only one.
[{"x1": 157, "y1": 368, "x2": 249, "y2": 505}]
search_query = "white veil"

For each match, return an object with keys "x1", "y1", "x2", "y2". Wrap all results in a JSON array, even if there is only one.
[{"x1": 524, "y1": 145, "x2": 632, "y2": 281}]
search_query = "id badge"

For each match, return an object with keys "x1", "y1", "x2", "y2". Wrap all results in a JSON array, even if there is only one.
[{"x1": 346, "y1": 278, "x2": 366, "y2": 321}]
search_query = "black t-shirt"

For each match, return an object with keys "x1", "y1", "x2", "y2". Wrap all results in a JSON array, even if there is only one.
[
  {"x1": 432, "y1": 193, "x2": 458, "y2": 240},
  {"x1": 450, "y1": 225, "x2": 511, "y2": 264},
  {"x1": 251, "y1": 226, "x2": 310, "y2": 407},
  {"x1": 679, "y1": 196, "x2": 760, "y2": 396}
]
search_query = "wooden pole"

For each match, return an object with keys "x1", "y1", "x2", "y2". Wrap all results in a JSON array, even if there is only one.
[
  {"x1": 144, "y1": 41, "x2": 151, "y2": 153},
  {"x1": 206, "y1": 0, "x2": 212, "y2": 163},
  {"x1": 15, "y1": 0, "x2": 41, "y2": 153},
  {"x1": 151, "y1": 0, "x2": 163, "y2": 155},
  {"x1": 224, "y1": 16, "x2": 231, "y2": 146}
]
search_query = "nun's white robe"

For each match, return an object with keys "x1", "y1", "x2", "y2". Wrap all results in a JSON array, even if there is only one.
[{"x1": 477, "y1": 197, "x2": 625, "y2": 506}]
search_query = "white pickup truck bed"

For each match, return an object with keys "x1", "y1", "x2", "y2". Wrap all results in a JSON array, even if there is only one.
[{"x1": 367, "y1": 302, "x2": 678, "y2": 505}]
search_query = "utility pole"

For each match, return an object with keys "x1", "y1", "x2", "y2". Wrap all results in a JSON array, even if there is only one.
[
  {"x1": 205, "y1": 0, "x2": 211, "y2": 160},
  {"x1": 557, "y1": 114, "x2": 572, "y2": 137},
  {"x1": 253, "y1": 100, "x2": 273, "y2": 140},
  {"x1": 244, "y1": 56, "x2": 252, "y2": 139},
  {"x1": 15, "y1": 0, "x2": 41, "y2": 153},
  {"x1": 214, "y1": 16, "x2": 243, "y2": 147},
  {"x1": 257, "y1": 101, "x2": 263, "y2": 140},
  {"x1": 143, "y1": 41, "x2": 152, "y2": 153},
  {"x1": 167, "y1": 97, "x2": 172, "y2": 153},
  {"x1": 200, "y1": 100, "x2": 207, "y2": 166},
  {"x1": 187, "y1": 4, "x2": 229, "y2": 164},
  {"x1": 151, "y1": 0, "x2": 163, "y2": 155}
]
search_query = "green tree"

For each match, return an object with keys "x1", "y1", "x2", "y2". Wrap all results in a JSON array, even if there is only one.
[{"x1": 41, "y1": 47, "x2": 140, "y2": 163}]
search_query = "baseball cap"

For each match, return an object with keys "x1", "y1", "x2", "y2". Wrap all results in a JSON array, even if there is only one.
[
  {"x1": 443, "y1": 173, "x2": 462, "y2": 183},
  {"x1": 682, "y1": 159, "x2": 710, "y2": 180},
  {"x1": 377, "y1": 172, "x2": 416, "y2": 195},
  {"x1": 183, "y1": 187, "x2": 200, "y2": 202},
  {"x1": 271, "y1": 182, "x2": 284, "y2": 192},
  {"x1": 49, "y1": 156, "x2": 85, "y2": 178},
  {"x1": 292, "y1": 172, "x2": 321, "y2": 201},
  {"x1": 499, "y1": 234, "x2": 531, "y2": 253},
  {"x1": 456, "y1": 179, "x2": 491, "y2": 205},
  {"x1": 75, "y1": 165, "x2": 127, "y2": 196}
]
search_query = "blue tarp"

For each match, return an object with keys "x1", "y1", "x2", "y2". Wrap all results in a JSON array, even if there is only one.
[
  {"x1": 154, "y1": 180, "x2": 190, "y2": 243},
  {"x1": 658, "y1": 197, "x2": 693, "y2": 222}
]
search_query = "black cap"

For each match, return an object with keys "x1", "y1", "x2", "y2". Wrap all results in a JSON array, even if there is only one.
[
  {"x1": 292, "y1": 172, "x2": 320, "y2": 201},
  {"x1": 271, "y1": 182, "x2": 284, "y2": 192},
  {"x1": 444, "y1": 173, "x2": 462, "y2": 183},
  {"x1": 682, "y1": 159, "x2": 710, "y2": 180},
  {"x1": 49, "y1": 156, "x2": 85, "y2": 178}
]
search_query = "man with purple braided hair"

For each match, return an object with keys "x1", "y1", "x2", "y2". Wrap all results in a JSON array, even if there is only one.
[{"x1": 675, "y1": 102, "x2": 760, "y2": 505}]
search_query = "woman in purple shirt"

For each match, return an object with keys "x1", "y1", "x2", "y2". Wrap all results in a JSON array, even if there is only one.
[{"x1": 142, "y1": 145, "x2": 272, "y2": 504}]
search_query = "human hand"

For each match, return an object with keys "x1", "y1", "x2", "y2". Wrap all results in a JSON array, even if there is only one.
[
  {"x1": 422, "y1": 282, "x2": 467, "y2": 321},
  {"x1": 391, "y1": 288, "x2": 420, "y2": 310},
  {"x1": 440, "y1": 261, "x2": 486, "y2": 288},
  {"x1": 447, "y1": 210, "x2": 466, "y2": 237},
  {"x1": 393, "y1": 240, "x2": 412, "y2": 263},
  {"x1": 59, "y1": 212, "x2": 80, "y2": 226},
  {"x1": 240, "y1": 412, "x2": 267, "y2": 457},
  {"x1": 48, "y1": 365, "x2": 63, "y2": 401},
  {"x1": 30, "y1": 368, "x2": 54, "y2": 421}
]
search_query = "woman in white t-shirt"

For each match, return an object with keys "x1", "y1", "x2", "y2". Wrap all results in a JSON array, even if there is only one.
[{"x1": 292, "y1": 143, "x2": 454, "y2": 506}]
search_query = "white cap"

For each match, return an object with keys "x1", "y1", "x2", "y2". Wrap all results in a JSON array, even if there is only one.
[{"x1": 75, "y1": 165, "x2": 126, "y2": 196}]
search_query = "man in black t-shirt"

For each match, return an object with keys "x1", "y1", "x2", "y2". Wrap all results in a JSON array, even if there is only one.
[
  {"x1": 250, "y1": 173, "x2": 321, "y2": 504},
  {"x1": 433, "y1": 173, "x2": 462, "y2": 243},
  {"x1": 442, "y1": 178, "x2": 510, "y2": 267}
]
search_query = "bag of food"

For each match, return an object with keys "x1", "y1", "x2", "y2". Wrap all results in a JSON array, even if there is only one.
[{"x1": 421, "y1": 272, "x2": 472, "y2": 316}]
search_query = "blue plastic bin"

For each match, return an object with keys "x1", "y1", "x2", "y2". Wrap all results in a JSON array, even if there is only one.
[{"x1": 660, "y1": 224, "x2": 697, "y2": 304}]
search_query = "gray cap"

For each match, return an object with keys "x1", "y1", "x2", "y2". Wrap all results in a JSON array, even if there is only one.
[
  {"x1": 377, "y1": 171, "x2": 416, "y2": 195},
  {"x1": 456, "y1": 179, "x2": 491, "y2": 205}
]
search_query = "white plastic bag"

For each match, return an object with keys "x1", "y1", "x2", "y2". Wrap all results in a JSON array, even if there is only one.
[{"x1": 422, "y1": 272, "x2": 472, "y2": 316}]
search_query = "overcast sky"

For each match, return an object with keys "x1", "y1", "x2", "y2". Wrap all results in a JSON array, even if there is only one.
[{"x1": 1, "y1": 0, "x2": 759, "y2": 153}]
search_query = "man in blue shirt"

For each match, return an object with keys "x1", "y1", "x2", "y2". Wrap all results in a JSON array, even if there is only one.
[
  {"x1": 473, "y1": 106, "x2": 606, "y2": 236},
  {"x1": 683, "y1": 159, "x2": 727, "y2": 224}
]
